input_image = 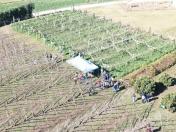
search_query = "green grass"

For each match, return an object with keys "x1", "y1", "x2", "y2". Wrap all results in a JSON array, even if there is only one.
[
  {"x1": 12, "y1": 11, "x2": 176, "y2": 78},
  {"x1": 0, "y1": 1, "x2": 28, "y2": 13},
  {"x1": 0, "y1": 0, "x2": 117, "y2": 13},
  {"x1": 31, "y1": 0, "x2": 110, "y2": 12}
]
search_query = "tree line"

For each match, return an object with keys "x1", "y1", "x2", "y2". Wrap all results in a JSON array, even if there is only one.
[{"x1": 0, "y1": 3, "x2": 34, "y2": 27}]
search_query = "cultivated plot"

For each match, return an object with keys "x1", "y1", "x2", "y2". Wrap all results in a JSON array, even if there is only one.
[{"x1": 13, "y1": 11, "x2": 176, "y2": 78}]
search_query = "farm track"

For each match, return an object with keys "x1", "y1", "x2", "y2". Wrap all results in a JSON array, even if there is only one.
[{"x1": 33, "y1": 1, "x2": 125, "y2": 17}]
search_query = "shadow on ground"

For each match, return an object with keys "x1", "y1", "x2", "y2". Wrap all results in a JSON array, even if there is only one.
[{"x1": 154, "y1": 82, "x2": 167, "y2": 96}]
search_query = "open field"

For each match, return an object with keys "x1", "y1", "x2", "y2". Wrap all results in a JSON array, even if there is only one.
[
  {"x1": 86, "y1": 4, "x2": 176, "y2": 38},
  {"x1": 0, "y1": 1, "x2": 176, "y2": 131},
  {"x1": 12, "y1": 11, "x2": 176, "y2": 78}
]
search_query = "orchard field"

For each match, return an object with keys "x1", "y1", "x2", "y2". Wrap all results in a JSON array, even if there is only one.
[
  {"x1": 13, "y1": 11, "x2": 176, "y2": 78},
  {"x1": 0, "y1": 0, "x2": 176, "y2": 132}
]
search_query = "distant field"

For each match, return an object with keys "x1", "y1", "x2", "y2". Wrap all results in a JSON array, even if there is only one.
[
  {"x1": 31, "y1": 0, "x2": 117, "y2": 12},
  {"x1": 0, "y1": 0, "x2": 117, "y2": 12},
  {"x1": 0, "y1": 0, "x2": 21, "y2": 3},
  {"x1": 0, "y1": 1, "x2": 27, "y2": 13},
  {"x1": 86, "y1": 4, "x2": 176, "y2": 38},
  {"x1": 12, "y1": 11, "x2": 176, "y2": 78}
]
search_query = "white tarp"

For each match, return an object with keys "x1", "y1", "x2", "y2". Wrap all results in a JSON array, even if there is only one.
[{"x1": 66, "y1": 56, "x2": 98, "y2": 73}]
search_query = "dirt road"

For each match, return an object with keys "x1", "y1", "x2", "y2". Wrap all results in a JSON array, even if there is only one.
[{"x1": 33, "y1": 1, "x2": 126, "y2": 17}]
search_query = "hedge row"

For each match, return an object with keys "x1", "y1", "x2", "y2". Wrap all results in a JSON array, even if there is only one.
[
  {"x1": 159, "y1": 74, "x2": 176, "y2": 87},
  {"x1": 134, "y1": 74, "x2": 176, "y2": 96},
  {"x1": 0, "y1": 3, "x2": 34, "y2": 27},
  {"x1": 125, "y1": 52, "x2": 176, "y2": 83},
  {"x1": 161, "y1": 93, "x2": 176, "y2": 113},
  {"x1": 134, "y1": 77, "x2": 156, "y2": 96}
]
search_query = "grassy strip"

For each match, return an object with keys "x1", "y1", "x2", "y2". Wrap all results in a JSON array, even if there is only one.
[
  {"x1": 124, "y1": 51, "x2": 176, "y2": 82},
  {"x1": 0, "y1": 0, "x2": 117, "y2": 12}
]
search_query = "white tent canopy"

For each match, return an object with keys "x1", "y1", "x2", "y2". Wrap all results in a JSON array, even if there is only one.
[{"x1": 66, "y1": 56, "x2": 98, "y2": 73}]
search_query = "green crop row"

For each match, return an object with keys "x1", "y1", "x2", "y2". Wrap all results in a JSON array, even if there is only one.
[{"x1": 12, "y1": 11, "x2": 176, "y2": 78}]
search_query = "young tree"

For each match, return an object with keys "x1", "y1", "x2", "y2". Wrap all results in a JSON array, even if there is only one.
[{"x1": 134, "y1": 77, "x2": 156, "y2": 95}]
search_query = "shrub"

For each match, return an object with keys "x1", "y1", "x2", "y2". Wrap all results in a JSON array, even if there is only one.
[
  {"x1": 134, "y1": 76, "x2": 156, "y2": 95},
  {"x1": 161, "y1": 93, "x2": 176, "y2": 113},
  {"x1": 159, "y1": 74, "x2": 176, "y2": 87},
  {"x1": 147, "y1": 65, "x2": 160, "y2": 77}
]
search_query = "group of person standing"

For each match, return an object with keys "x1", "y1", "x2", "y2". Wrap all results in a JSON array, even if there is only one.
[
  {"x1": 73, "y1": 69, "x2": 121, "y2": 93},
  {"x1": 45, "y1": 52, "x2": 61, "y2": 64},
  {"x1": 100, "y1": 70, "x2": 121, "y2": 93},
  {"x1": 73, "y1": 70, "x2": 151, "y2": 104},
  {"x1": 132, "y1": 92, "x2": 150, "y2": 103},
  {"x1": 141, "y1": 93, "x2": 150, "y2": 103}
]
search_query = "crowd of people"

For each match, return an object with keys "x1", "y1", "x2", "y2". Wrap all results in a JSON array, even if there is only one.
[
  {"x1": 73, "y1": 69, "x2": 151, "y2": 104},
  {"x1": 72, "y1": 69, "x2": 158, "y2": 132},
  {"x1": 95, "y1": 70, "x2": 113, "y2": 88},
  {"x1": 92, "y1": 70, "x2": 122, "y2": 93},
  {"x1": 73, "y1": 71, "x2": 121, "y2": 97},
  {"x1": 73, "y1": 69, "x2": 122, "y2": 93}
]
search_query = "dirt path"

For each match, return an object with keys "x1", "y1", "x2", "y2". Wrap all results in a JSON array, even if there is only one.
[{"x1": 33, "y1": 1, "x2": 126, "y2": 17}]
